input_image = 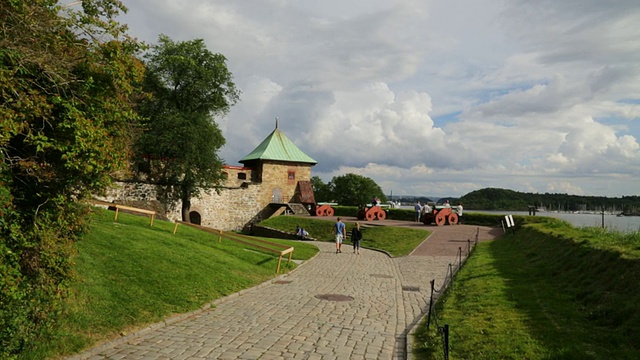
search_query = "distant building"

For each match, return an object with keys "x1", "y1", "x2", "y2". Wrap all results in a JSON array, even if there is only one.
[{"x1": 99, "y1": 122, "x2": 318, "y2": 231}]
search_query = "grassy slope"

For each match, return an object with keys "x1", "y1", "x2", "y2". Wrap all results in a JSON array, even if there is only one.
[
  {"x1": 414, "y1": 218, "x2": 640, "y2": 359},
  {"x1": 35, "y1": 208, "x2": 318, "y2": 359},
  {"x1": 259, "y1": 215, "x2": 430, "y2": 257}
]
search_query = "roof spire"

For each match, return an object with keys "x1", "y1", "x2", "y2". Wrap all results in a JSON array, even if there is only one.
[{"x1": 275, "y1": 117, "x2": 279, "y2": 129}]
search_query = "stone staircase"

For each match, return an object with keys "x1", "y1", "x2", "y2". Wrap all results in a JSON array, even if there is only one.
[{"x1": 287, "y1": 203, "x2": 311, "y2": 215}]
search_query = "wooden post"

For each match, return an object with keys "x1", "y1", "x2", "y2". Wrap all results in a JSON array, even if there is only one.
[
  {"x1": 150, "y1": 214, "x2": 155, "y2": 227},
  {"x1": 173, "y1": 223, "x2": 179, "y2": 234},
  {"x1": 218, "y1": 229, "x2": 223, "y2": 243},
  {"x1": 427, "y1": 279, "x2": 435, "y2": 330},
  {"x1": 443, "y1": 324, "x2": 450, "y2": 360},
  {"x1": 114, "y1": 207, "x2": 120, "y2": 221},
  {"x1": 276, "y1": 254, "x2": 283, "y2": 273}
]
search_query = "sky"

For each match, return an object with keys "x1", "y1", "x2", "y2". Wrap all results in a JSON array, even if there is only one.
[{"x1": 117, "y1": 0, "x2": 640, "y2": 198}]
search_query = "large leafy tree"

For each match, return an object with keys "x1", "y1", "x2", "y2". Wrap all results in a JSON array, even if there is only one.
[
  {"x1": 310, "y1": 176, "x2": 332, "y2": 202},
  {"x1": 137, "y1": 35, "x2": 240, "y2": 221},
  {"x1": 328, "y1": 173, "x2": 387, "y2": 206},
  {"x1": 0, "y1": 0, "x2": 143, "y2": 356}
]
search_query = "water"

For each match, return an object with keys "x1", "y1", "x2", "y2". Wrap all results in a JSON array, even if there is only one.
[
  {"x1": 398, "y1": 206, "x2": 640, "y2": 232},
  {"x1": 477, "y1": 210, "x2": 640, "y2": 233}
]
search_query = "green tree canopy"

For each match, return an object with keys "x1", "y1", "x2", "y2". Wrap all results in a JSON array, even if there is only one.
[
  {"x1": 459, "y1": 187, "x2": 640, "y2": 213},
  {"x1": 311, "y1": 176, "x2": 332, "y2": 202},
  {"x1": 328, "y1": 173, "x2": 387, "y2": 206},
  {"x1": 0, "y1": 0, "x2": 143, "y2": 356},
  {"x1": 136, "y1": 35, "x2": 240, "y2": 220}
]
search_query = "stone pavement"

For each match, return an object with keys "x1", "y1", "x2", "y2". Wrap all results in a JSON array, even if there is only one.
[{"x1": 69, "y1": 223, "x2": 500, "y2": 360}]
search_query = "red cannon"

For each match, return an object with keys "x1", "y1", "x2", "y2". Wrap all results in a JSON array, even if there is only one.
[
  {"x1": 422, "y1": 207, "x2": 458, "y2": 226},
  {"x1": 314, "y1": 203, "x2": 335, "y2": 216},
  {"x1": 356, "y1": 206, "x2": 387, "y2": 221}
]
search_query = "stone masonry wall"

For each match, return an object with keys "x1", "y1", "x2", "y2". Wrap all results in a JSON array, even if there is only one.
[
  {"x1": 97, "y1": 181, "x2": 265, "y2": 231},
  {"x1": 259, "y1": 162, "x2": 312, "y2": 204},
  {"x1": 188, "y1": 184, "x2": 264, "y2": 231},
  {"x1": 95, "y1": 162, "x2": 314, "y2": 232},
  {"x1": 250, "y1": 225, "x2": 317, "y2": 241}
]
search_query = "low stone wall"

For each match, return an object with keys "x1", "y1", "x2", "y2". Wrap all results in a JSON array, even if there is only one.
[{"x1": 250, "y1": 225, "x2": 317, "y2": 241}]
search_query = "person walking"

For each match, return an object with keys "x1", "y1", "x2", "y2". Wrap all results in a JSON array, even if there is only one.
[
  {"x1": 456, "y1": 203, "x2": 464, "y2": 224},
  {"x1": 334, "y1": 217, "x2": 346, "y2": 253},
  {"x1": 414, "y1": 201, "x2": 423, "y2": 222},
  {"x1": 351, "y1": 222, "x2": 363, "y2": 255}
]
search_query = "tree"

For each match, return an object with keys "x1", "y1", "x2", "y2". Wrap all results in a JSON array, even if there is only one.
[
  {"x1": 0, "y1": 0, "x2": 143, "y2": 356},
  {"x1": 310, "y1": 176, "x2": 332, "y2": 202},
  {"x1": 137, "y1": 35, "x2": 240, "y2": 221},
  {"x1": 328, "y1": 173, "x2": 387, "y2": 206}
]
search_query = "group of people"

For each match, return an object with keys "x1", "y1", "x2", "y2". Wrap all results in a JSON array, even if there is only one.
[
  {"x1": 414, "y1": 201, "x2": 434, "y2": 222},
  {"x1": 300, "y1": 202, "x2": 465, "y2": 256},
  {"x1": 414, "y1": 200, "x2": 464, "y2": 223},
  {"x1": 333, "y1": 217, "x2": 362, "y2": 254}
]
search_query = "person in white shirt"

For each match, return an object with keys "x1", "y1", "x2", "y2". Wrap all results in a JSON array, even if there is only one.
[
  {"x1": 456, "y1": 203, "x2": 463, "y2": 224},
  {"x1": 424, "y1": 203, "x2": 432, "y2": 214}
]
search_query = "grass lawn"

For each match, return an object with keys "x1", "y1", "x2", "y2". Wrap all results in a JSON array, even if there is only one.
[
  {"x1": 259, "y1": 215, "x2": 431, "y2": 257},
  {"x1": 30, "y1": 208, "x2": 318, "y2": 359},
  {"x1": 413, "y1": 219, "x2": 640, "y2": 359}
]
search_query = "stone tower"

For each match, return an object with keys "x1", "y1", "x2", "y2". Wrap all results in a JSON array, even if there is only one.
[
  {"x1": 98, "y1": 121, "x2": 318, "y2": 231},
  {"x1": 238, "y1": 121, "x2": 317, "y2": 211}
]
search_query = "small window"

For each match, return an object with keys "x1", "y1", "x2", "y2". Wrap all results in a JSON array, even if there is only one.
[
  {"x1": 238, "y1": 172, "x2": 247, "y2": 180},
  {"x1": 288, "y1": 171, "x2": 295, "y2": 180}
]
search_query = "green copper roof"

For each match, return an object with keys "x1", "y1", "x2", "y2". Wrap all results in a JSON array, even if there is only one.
[{"x1": 239, "y1": 126, "x2": 317, "y2": 165}]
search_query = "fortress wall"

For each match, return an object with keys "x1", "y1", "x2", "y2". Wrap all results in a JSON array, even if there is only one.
[
  {"x1": 96, "y1": 181, "x2": 267, "y2": 231},
  {"x1": 189, "y1": 183, "x2": 264, "y2": 231}
]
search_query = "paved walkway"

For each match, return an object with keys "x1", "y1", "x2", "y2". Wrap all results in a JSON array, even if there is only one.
[{"x1": 70, "y1": 222, "x2": 500, "y2": 360}]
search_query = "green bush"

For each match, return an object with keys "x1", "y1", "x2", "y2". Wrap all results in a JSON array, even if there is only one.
[{"x1": 0, "y1": 190, "x2": 81, "y2": 357}]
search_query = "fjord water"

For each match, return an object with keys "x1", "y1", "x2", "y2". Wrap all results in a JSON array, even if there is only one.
[{"x1": 482, "y1": 210, "x2": 640, "y2": 233}]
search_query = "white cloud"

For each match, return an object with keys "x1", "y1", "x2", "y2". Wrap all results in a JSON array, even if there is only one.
[{"x1": 120, "y1": 0, "x2": 640, "y2": 197}]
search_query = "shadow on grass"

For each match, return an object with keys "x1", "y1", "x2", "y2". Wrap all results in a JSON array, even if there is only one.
[{"x1": 488, "y1": 226, "x2": 640, "y2": 359}]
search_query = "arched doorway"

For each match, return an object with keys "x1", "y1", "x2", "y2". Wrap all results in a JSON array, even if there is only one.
[{"x1": 189, "y1": 211, "x2": 202, "y2": 225}]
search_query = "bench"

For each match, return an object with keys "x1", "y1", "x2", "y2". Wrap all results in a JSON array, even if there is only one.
[
  {"x1": 174, "y1": 221, "x2": 294, "y2": 273},
  {"x1": 89, "y1": 200, "x2": 157, "y2": 226}
]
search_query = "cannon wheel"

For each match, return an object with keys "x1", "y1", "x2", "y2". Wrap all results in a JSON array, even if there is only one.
[
  {"x1": 435, "y1": 213, "x2": 447, "y2": 226},
  {"x1": 366, "y1": 209, "x2": 376, "y2": 221},
  {"x1": 447, "y1": 213, "x2": 458, "y2": 225},
  {"x1": 326, "y1": 207, "x2": 334, "y2": 216},
  {"x1": 376, "y1": 209, "x2": 386, "y2": 220}
]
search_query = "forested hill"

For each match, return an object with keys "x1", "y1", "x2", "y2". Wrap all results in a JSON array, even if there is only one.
[{"x1": 458, "y1": 188, "x2": 640, "y2": 213}]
